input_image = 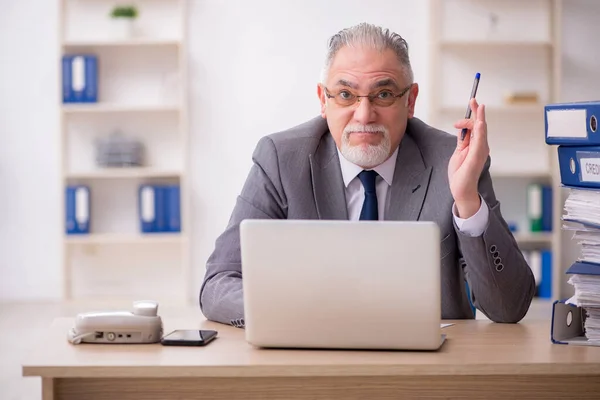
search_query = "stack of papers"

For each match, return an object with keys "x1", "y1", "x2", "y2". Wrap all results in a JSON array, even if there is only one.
[
  {"x1": 563, "y1": 188, "x2": 600, "y2": 265},
  {"x1": 564, "y1": 187, "x2": 600, "y2": 342},
  {"x1": 563, "y1": 221, "x2": 600, "y2": 265},
  {"x1": 564, "y1": 188, "x2": 600, "y2": 227},
  {"x1": 567, "y1": 273, "x2": 600, "y2": 341}
]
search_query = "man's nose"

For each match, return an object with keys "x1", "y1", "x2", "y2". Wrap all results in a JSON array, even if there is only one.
[{"x1": 352, "y1": 97, "x2": 376, "y2": 125}]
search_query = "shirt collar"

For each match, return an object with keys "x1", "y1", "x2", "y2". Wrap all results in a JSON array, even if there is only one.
[{"x1": 337, "y1": 145, "x2": 398, "y2": 188}]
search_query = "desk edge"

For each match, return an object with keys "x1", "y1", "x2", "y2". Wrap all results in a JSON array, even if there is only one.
[{"x1": 21, "y1": 363, "x2": 600, "y2": 379}]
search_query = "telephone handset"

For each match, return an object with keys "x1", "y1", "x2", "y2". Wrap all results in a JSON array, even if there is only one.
[{"x1": 67, "y1": 300, "x2": 163, "y2": 344}]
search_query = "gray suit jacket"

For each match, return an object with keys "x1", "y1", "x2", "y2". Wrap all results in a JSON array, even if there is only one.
[{"x1": 200, "y1": 116, "x2": 536, "y2": 326}]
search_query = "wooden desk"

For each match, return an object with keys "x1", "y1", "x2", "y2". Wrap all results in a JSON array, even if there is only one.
[{"x1": 22, "y1": 318, "x2": 600, "y2": 399}]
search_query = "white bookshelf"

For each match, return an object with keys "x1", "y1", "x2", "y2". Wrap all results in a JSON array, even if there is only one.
[
  {"x1": 428, "y1": 0, "x2": 563, "y2": 299},
  {"x1": 58, "y1": 0, "x2": 190, "y2": 304}
]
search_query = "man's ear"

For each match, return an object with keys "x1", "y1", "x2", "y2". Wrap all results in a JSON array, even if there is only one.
[
  {"x1": 317, "y1": 84, "x2": 327, "y2": 118},
  {"x1": 407, "y1": 83, "x2": 419, "y2": 118}
]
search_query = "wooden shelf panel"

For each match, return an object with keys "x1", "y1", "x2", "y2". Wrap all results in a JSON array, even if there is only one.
[
  {"x1": 490, "y1": 170, "x2": 551, "y2": 179},
  {"x1": 438, "y1": 105, "x2": 544, "y2": 114},
  {"x1": 63, "y1": 39, "x2": 181, "y2": 47},
  {"x1": 66, "y1": 168, "x2": 182, "y2": 179},
  {"x1": 513, "y1": 232, "x2": 553, "y2": 246},
  {"x1": 440, "y1": 40, "x2": 553, "y2": 49},
  {"x1": 65, "y1": 233, "x2": 187, "y2": 245},
  {"x1": 62, "y1": 104, "x2": 180, "y2": 114}
]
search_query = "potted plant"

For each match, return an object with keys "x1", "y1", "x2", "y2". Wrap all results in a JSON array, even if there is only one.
[{"x1": 109, "y1": 5, "x2": 139, "y2": 39}]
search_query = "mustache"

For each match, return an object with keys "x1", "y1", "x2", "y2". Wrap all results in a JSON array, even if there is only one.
[{"x1": 343, "y1": 124, "x2": 388, "y2": 135}]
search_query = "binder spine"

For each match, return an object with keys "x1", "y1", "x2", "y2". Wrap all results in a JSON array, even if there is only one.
[
  {"x1": 558, "y1": 146, "x2": 600, "y2": 188},
  {"x1": 538, "y1": 250, "x2": 552, "y2": 298},
  {"x1": 62, "y1": 54, "x2": 98, "y2": 103},
  {"x1": 62, "y1": 56, "x2": 72, "y2": 103},
  {"x1": 84, "y1": 56, "x2": 98, "y2": 103},
  {"x1": 167, "y1": 185, "x2": 181, "y2": 233},
  {"x1": 139, "y1": 185, "x2": 172, "y2": 233},
  {"x1": 527, "y1": 184, "x2": 543, "y2": 232},
  {"x1": 139, "y1": 185, "x2": 157, "y2": 233},
  {"x1": 545, "y1": 102, "x2": 600, "y2": 145},
  {"x1": 66, "y1": 185, "x2": 90, "y2": 234},
  {"x1": 154, "y1": 186, "x2": 167, "y2": 232}
]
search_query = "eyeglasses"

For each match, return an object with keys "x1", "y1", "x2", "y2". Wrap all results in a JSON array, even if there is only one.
[{"x1": 323, "y1": 84, "x2": 412, "y2": 108}]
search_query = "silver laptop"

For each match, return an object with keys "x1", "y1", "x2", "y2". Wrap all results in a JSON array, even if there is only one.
[{"x1": 239, "y1": 219, "x2": 444, "y2": 351}]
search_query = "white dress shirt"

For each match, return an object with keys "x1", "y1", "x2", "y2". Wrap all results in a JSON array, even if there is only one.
[{"x1": 336, "y1": 147, "x2": 489, "y2": 237}]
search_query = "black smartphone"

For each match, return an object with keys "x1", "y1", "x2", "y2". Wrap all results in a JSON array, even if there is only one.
[{"x1": 160, "y1": 329, "x2": 218, "y2": 346}]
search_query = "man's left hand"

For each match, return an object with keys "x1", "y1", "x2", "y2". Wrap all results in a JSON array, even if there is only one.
[{"x1": 448, "y1": 98, "x2": 489, "y2": 219}]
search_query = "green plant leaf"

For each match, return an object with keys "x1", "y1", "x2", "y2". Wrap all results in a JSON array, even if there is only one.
[{"x1": 110, "y1": 5, "x2": 138, "y2": 19}]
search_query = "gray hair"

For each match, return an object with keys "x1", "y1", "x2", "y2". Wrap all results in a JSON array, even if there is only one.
[{"x1": 320, "y1": 22, "x2": 414, "y2": 85}]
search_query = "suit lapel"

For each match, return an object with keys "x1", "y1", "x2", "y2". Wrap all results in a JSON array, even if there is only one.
[
  {"x1": 309, "y1": 133, "x2": 349, "y2": 220},
  {"x1": 385, "y1": 132, "x2": 432, "y2": 221}
]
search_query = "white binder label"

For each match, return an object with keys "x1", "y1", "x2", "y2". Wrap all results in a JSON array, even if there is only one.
[
  {"x1": 527, "y1": 184, "x2": 542, "y2": 218},
  {"x1": 72, "y1": 56, "x2": 86, "y2": 91},
  {"x1": 75, "y1": 187, "x2": 89, "y2": 223},
  {"x1": 546, "y1": 109, "x2": 587, "y2": 138},
  {"x1": 580, "y1": 158, "x2": 600, "y2": 182},
  {"x1": 141, "y1": 187, "x2": 155, "y2": 222}
]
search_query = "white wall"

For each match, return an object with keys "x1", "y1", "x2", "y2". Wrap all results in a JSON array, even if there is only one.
[
  {"x1": 1, "y1": 0, "x2": 598, "y2": 303},
  {"x1": 0, "y1": 0, "x2": 62, "y2": 300}
]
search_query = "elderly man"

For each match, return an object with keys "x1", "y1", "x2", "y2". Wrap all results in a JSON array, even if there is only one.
[{"x1": 199, "y1": 23, "x2": 535, "y2": 327}]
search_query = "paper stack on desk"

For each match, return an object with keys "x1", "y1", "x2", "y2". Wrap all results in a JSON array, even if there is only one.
[
  {"x1": 562, "y1": 189, "x2": 600, "y2": 342},
  {"x1": 563, "y1": 189, "x2": 600, "y2": 265},
  {"x1": 566, "y1": 268, "x2": 600, "y2": 342}
]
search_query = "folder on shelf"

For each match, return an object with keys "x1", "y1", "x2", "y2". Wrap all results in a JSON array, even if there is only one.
[
  {"x1": 527, "y1": 184, "x2": 542, "y2": 231},
  {"x1": 538, "y1": 250, "x2": 553, "y2": 299},
  {"x1": 545, "y1": 101, "x2": 600, "y2": 145},
  {"x1": 65, "y1": 185, "x2": 90, "y2": 235},
  {"x1": 166, "y1": 185, "x2": 181, "y2": 233},
  {"x1": 139, "y1": 185, "x2": 165, "y2": 233},
  {"x1": 557, "y1": 145, "x2": 600, "y2": 188},
  {"x1": 62, "y1": 54, "x2": 98, "y2": 103},
  {"x1": 527, "y1": 184, "x2": 552, "y2": 232},
  {"x1": 138, "y1": 185, "x2": 180, "y2": 233},
  {"x1": 527, "y1": 250, "x2": 553, "y2": 298},
  {"x1": 542, "y1": 185, "x2": 553, "y2": 231}
]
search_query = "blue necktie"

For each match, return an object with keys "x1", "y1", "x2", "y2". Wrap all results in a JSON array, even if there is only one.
[{"x1": 358, "y1": 170, "x2": 378, "y2": 220}]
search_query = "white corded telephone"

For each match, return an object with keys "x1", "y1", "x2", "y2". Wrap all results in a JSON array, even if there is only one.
[{"x1": 67, "y1": 300, "x2": 163, "y2": 344}]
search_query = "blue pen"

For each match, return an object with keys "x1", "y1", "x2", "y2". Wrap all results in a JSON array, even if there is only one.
[{"x1": 461, "y1": 72, "x2": 480, "y2": 141}]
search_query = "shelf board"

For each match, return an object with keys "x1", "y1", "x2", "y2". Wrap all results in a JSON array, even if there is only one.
[
  {"x1": 62, "y1": 38, "x2": 181, "y2": 47},
  {"x1": 490, "y1": 170, "x2": 551, "y2": 179},
  {"x1": 440, "y1": 40, "x2": 553, "y2": 49},
  {"x1": 66, "y1": 168, "x2": 182, "y2": 179},
  {"x1": 62, "y1": 103, "x2": 180, "y2": 114},
  {"x1": 65, "y1": 233, "x2": 186, "y2": 245},
  {"x1": 513, "y1": 232, "x2": 553, "y2": 246},
  {"x1": 439, "y1": 105, "x2": 543, "y2": 114}
]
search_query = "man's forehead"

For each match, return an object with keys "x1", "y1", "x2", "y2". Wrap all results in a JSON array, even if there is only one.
[
  {"x1": 326, "y1": 46, "x2": 406, "y2": 88},
  {"x1": 331, "y1": 77, "x2": 402, "y2": 90}
]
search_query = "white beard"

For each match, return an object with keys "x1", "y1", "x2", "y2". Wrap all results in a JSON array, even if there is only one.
[{"x1": 340, "y1": 124, "x2": 391, "y2": 169}]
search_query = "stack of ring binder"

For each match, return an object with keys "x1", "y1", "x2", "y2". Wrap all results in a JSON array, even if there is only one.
[{"x1": 545, "y1": 100, "x2": 600, "y2": 346}]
